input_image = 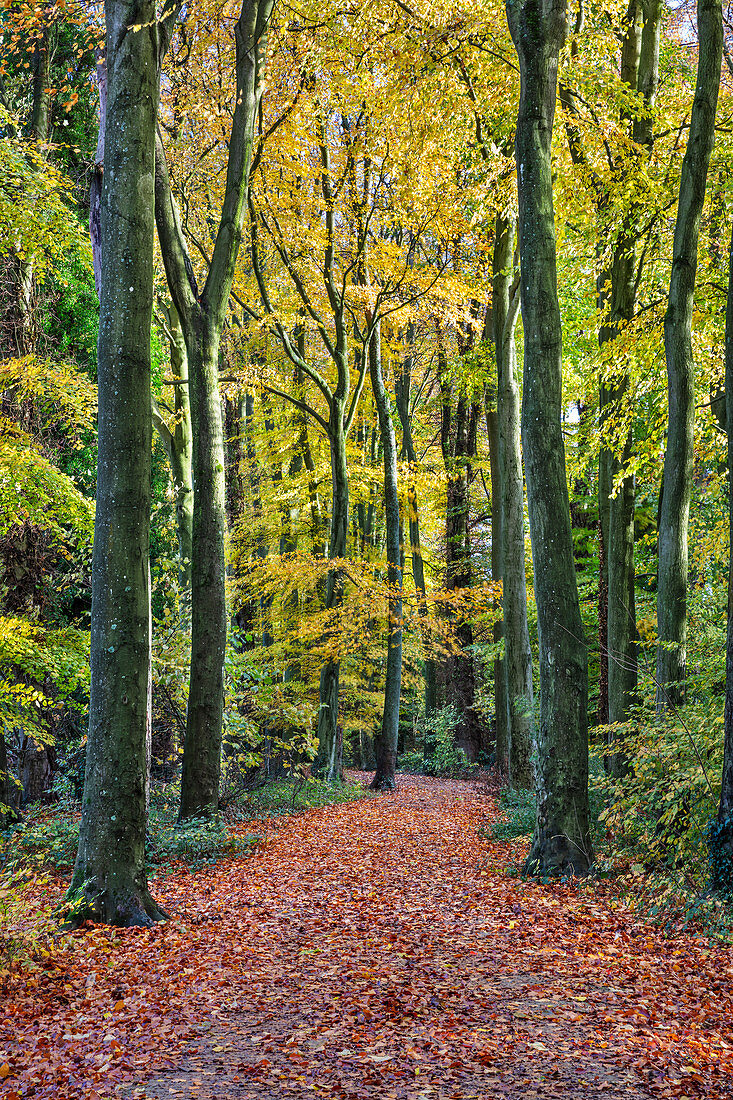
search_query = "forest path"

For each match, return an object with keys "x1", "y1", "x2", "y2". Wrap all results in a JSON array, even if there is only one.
[
  {"x1": 134, "y1": 772, "x2": 729, "y2": 1100},
  {"x1": 4, "y1": 773, "x2": 733, "y2": 1099}
]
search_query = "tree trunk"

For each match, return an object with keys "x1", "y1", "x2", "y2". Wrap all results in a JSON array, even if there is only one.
[
  {"x1": 312, "y1": 413, "x2": 349, "y2": 780},
  {"x1": 656, "y1": 0, "x2": 721, "y2": 708},
  {"x1": 603, "y1": 1, "x2": 642, "y2": 763},
  {"x1": 179, "y1": 323, "x2": 228, "y2": 819},
  {"x1": 89, "y1": 51, "x2": 106, "y2": 300},
  {"x1": 508, "y1": 0, "x2": 593, "y2": 876},
  {"x1": 438, "y1": 346, "x2": 483, "y2": 762},
  {"x1": 494, "y1": 213, "x2": 535, "y2": 790},
  {"x1": 64, "y1": 0, "x2": 166, "y2": 926},
  {"x1": 154, "y1": 0, "x2": 275, "y2": 818},
  {"x1": 605, "y1": 0, "x2": 661, "y2": 759},
  {"x1": 152, "y1": 304, "x2": 193, "y2": 602},
  {"x1": 0, "y1": 732, "x2": 19, "y2": 828},
  {"x1": 486, "y1": 395, "x2": 509, "y2": 776},
  {"x1": 713, "y1": 218, "x2": 733, "y2": 892},
  {"x1": 369, "y1": 323, "x2": 403, "y2": 792},
  {"x1": 395, "y1": 334, "x2": 436, "y2": 714}
]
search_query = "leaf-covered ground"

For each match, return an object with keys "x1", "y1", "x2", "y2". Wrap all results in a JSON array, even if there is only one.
[{"x1": 2, "y1": 773, "x2": 733, "y2": 1099}]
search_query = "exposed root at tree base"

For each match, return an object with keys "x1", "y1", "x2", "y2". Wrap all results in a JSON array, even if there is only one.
[{"x1": 59, "y1": 884, "x2": 168, "y2": 929}]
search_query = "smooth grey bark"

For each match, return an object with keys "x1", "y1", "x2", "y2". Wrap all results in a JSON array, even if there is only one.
[
  {"x1": 508, "y1": 0, "x2": 593, "y2": 875},
  {"x1": 437, "y1": 344, "x2": 484, "y2": 762},
  {"x1": 656, "y1": 0, "x2": 722, "y2": 708},
  {"x1": 486, "y1": 393, "x2": 509, "y2": 776},
  {"x1": 713, "y1": 218, "x2": 733, "y2": 890},
  {"x1": 64, "y1": 0, "x2": 168, "y2": 926},
  {"x1": 154, "y1": 0, "x2": 274, "y2": 818},
  {"x1": 395, "y1": 336, "x2": 436, "y2": 714},
  {"x1": 152, "y1": 303, "x2": 193, "y2": 601},
  {"x1": 605, "y1": 0, "x2": 661, "y2": 752},
  {"x1": 493, "y1": 214, "x2": 535, "y2": 791},
  {"x1": 369, "y1": 323, "x2": 403, "y2": 791}
]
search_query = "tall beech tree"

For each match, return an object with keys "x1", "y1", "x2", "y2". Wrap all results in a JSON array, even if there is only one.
[
  {"x1": 485, "y1": 376, "x2": 508, "y2": 774},
  {"x1": 559, "y1": 0, "x2": 661, "y2": 748},
  {"x1": 395, "y1": 330, "x2": 437, "y2": 715},
  {"x1": 437, "y1": 337, "x2": 484, "y2": 762},
  {"x1": 605, "y1": 0, "x2": 661, "y2": 749},
  {"x1": 507, "y1": 0, "x2": 593, "y2": 874},
  {"x1": 248, "y1": 155, "x2": 370, "y2": 779},
  {"x1": 714, "y1": 213, "x2": 733, "y2": 892},
  {"x1": 368, "y1": 321, "x2": 403, "y2": 791},
  {"x1": 656, "y1": 0, "x2": 722, "y2": 708},
  {"x1": 64, "y1": 0, "x2": 179, "y2": 926},
  {"x1": 154, "y1": 0, "x2": 275, "y2": 819},
  {"x1": 493, "y1": 213, "x2": 534, "y2": 790},
  {"x1": 152, "y1": 303, "x2": 193, "y2": 604}
]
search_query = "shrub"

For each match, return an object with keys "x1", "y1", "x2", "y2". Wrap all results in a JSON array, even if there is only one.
[
  {"x1": 146, "y1": 814, "x2": 258, "y2": 870},
  {"x1": 488, "y1": 786, "x2": 536, "y2": 841},
  {"x1": 399, "y1": 706, "x2": 475, "y2": 778},
  {"x1": 1, "y1": 798, "x2": 258, "y2": 877},
  {"x1": 2, "y1": 814, "x2": 79, "y2": 871},
  {"x1": 226, "y1": 775, "x2": 372, "y2": 820},
  {"x1": 590, "y1": 693, "x2": 724, "y2": 922}
]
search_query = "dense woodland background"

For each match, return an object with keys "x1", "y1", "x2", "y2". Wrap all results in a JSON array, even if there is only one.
[{"x1": 2, "y1": 0, "x2": 733, "y2": 930}]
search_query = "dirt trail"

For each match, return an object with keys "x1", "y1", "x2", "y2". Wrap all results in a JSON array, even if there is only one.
[
  {"x1": 4, "y1": 774, "x2": 733, "y2": 1099},
  {"x1": 136, "y1": 774, "x2": 730, "y2": 1100}
]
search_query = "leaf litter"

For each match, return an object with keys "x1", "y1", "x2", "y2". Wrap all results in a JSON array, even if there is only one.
[{"x1": 1, "y1": 773, "x2": 732, "y2": 1099}]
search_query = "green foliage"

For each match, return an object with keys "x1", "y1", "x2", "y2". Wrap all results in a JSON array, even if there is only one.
[
  {"x1": 226, "y1": 775, "x2": 372, "y2": 819},
  {"x1": 1, "y1": 795, "x2": 258, "y2": 877},
  {"x1": 399, "y1": 705, "x2": 473, "y2": 777},
  {"x1": 38, "y1": 251, "x2": 99, "y2": 376},
  {"x1": 0, "y1": 859, "x2": 55, "y2": 971},
  {"x1": 488, "y1": 786, "x2": 536, "y2": 841},
  {"x1": 0, "y1": 109, "x2": 90, "y2": 283},
  {"x1": 0, "y1": 619, "x2": 89, "y2": 755},
  {"x1": 2, "y1": 813, "x2": 78, "y2": 871},
  {"x1": 146, "y1": 813, "x2": 258, "y2": 872},
  {"x1": 591, "y1": 696, "x2": 722, "y2": 917},
  {"x1": 219, "y1": 644, "x2": 320, "y2": 799},
  {"x1": 0, "y1": 424, "x2": 94, "y2": 544}
]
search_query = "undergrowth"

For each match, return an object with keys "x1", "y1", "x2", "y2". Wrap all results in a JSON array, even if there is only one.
[
  {"x1": 0, "y1": 774, "x2": 371, "y2": 880},
  {"x1": 399, "y1": 706, "x2": 478, "y2": 778},
  {"x1": 224, "y1": 775, "x2": 372, "y2": 821},
  {"x1": 488, "y1": 786, "x2": 536, "y2": 842}
]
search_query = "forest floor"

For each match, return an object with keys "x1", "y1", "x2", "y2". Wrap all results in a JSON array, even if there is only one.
[{"x1": 2, "y1": 772, "x2": 733, "y2": 1100}]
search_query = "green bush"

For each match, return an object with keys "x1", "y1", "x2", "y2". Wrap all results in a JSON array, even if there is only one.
[
  {"x1": 146, "y1": 815, "x2": 258, "y2": 870},
  {"x1": 399, "y1": 706, "x2": 475, "y2": 778},
  {"x1": 226, "y1": 775, "x2": 372, "y2": 819},
  {"x1": 488, "y1": 786, "x2": 536, "y2": 841},
  {"x1": 589, "y1": 689, "x2": 726, "y2": 927},
  {"x1": 2, "y1": 814, "x2": 79, "y2": 871},
  {"x1": 1, "y1": 800, "x2": 258, "y2": 877},
  {"x1": 1, "y1": 773, "x2": 371, "y2": 878}
]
